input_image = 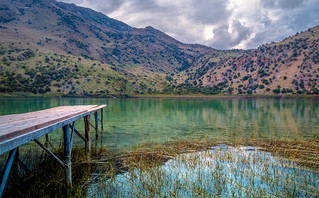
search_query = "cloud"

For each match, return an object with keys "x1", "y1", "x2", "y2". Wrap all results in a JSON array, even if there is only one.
[
  {"x1": 206, "y1": 20, "x2": 251, "y2": 49},
  {"x1": 57, "y1": 0, "x2": 319, "y2": 49}
]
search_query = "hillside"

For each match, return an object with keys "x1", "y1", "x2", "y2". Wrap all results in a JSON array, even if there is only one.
[
  {"x1": 0, "y1": 0, "x2": 221, "y2": 75},
  {"x1": 0, "y1": 0, "x2": 318, "y2": 97},
  {"x1": 0, "y1": 45, "x2": 164, "y2": 97},
  {"x1": 184, "y1": 26, "x2": 319, "y2": 95}
]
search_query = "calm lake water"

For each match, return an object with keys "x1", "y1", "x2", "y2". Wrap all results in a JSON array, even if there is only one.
[
  {"x1": 1, "y1": 97, "x2": 319, "y2": 149},
  {"x1": 1, "y1": 97, "x2": 319, "y2": 197}
]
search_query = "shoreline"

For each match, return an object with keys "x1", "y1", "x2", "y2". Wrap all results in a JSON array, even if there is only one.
[{"x1": 1, "y1": 93, "x2": 319, "y2": 99}]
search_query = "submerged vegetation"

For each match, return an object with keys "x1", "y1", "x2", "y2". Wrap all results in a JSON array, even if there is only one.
[{"x1": 2, "y1": 137, "x2": 319, "y2": 197}]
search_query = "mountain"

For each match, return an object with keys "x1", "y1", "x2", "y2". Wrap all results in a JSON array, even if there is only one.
[
  {"x1": 0, "y1": 0, "x2": 222, "y2": 75},
  {"x1": 178, "y1": 26, "x2": 319, "y2": 95},
  {"x1": 0, "y1": 0, "x2": 318, "y2": 97}
]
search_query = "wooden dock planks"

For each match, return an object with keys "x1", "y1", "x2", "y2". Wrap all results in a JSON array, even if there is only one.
[
  {"x1": 0, "y1": 105, "x2": 105, "y2": 142},
  {"x1": 0, "y1": 105, "x2": 106, "y2": 194}
]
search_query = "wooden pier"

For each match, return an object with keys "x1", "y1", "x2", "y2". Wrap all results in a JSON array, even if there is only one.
[{"x1": 0, "y1": 105, "x2": 106, "y2": 197}]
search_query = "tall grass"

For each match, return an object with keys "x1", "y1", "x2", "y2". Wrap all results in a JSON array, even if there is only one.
[
  {"x1": 89, "y1": 137, "x2": 319, "y2": 197},
  {"x1": 2, "y1": 137, "x2": 319, "y2": 197}
]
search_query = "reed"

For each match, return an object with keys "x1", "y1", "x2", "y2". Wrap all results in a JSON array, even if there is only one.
[
  {"x1": 89, "y1": 137, "x2": 319, "y2": 197},
  {"x1": 2, "y1": 136, "x2": 319, "y2": 197}
]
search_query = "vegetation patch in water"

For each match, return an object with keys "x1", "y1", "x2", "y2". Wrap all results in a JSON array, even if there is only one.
[
  {"x1": 2, "y1": 138, "x2": 319, "y2": 197},
  {"x1": 89, "y1": 138, "x2": 319, "y2": 197}
]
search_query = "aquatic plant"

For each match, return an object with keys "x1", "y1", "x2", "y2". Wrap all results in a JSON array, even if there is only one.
[
  {"x1": 88, "y1": 138, "x2": 319, "y2": 197},
  {"x1": 2, "y1": 137, "x2": 319, "y2": 197}
]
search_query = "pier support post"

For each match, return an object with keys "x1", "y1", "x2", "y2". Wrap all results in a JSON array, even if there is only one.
[
  {"x1": 101, "y1": 109, "x2": 104, "y2": 131},
  {"x1": 84, "y1": 115, "x2": 91, "y2": 154},
  {"x1": 45, "y1": 134, "x2": 49, "y2": 147},
  {"x1": 63, "y1": 124, "x2": 72, "y2": 188},
  {"x1": 94, "y1": 112, "x2": 99, "y2": 140},
  {"x1": 0, "y1": 148, "x2": 17, "y2": 197}
]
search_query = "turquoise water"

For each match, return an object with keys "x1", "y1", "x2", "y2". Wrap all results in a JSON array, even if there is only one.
[{"x1": 1, "y1": 97, "x2": 319, "y2": 148}]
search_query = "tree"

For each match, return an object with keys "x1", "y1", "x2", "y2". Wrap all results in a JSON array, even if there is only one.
[
  {"x1": 272, "y1": 89, "x2": 280, "y2": 94},
  {"x1": 227, "y1": 87, "x2": 233, "y2": 95}
]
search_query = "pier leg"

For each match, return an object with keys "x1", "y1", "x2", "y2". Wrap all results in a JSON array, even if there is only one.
[
  {"x1": 63, "y1": 125, "x2": 72, "y2": 188},
  {"x1": 84, "y1": 115, "x2": 91, "y2": 154},
  {"x1": 95, "y1": 112, "x2": 99, "y2": 140},
  {"x1": 12, "y1": 148, "x2": 19, "y2": 183},
  {"x1": 45, "y1": 134, "x2": 49, "y2": 147},
  {"x1": 69, "y1": 122, "x2": 75, "y2": 151},
  {"x1": 101, "y1": 109, "x2": 104, "y2": 131},
  {"x1": 0, "y1": 148, "x2": 17, "y2": 197}
]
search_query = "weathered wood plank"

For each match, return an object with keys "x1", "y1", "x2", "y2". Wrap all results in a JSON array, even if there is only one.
[
  {"x1": 0, "y1": 105, "x2": 106, "y2": 142},
  {"x1": 0, "y1": 109, "x2": 83, "y2": 127},
  {"x1": 86, "y1": 105, "x2": 107, "y2": 113},
  {"x1": 0, "y1": 109, "x2": 99, "y2": 155},
  {"x1": 0, "y1": 105, "x2": 98, "y2": 125},
  {"x1": 0, "y1": 110, "x2": 87, "y2": 141}
]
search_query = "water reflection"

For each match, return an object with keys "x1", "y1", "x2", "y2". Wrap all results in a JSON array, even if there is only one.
[
  {"x1": 0, "y1": 98, "x2": 318, "y2": 148},
  {"x1": 88, "y1": 145, "x2": 319, "y2": 197}
]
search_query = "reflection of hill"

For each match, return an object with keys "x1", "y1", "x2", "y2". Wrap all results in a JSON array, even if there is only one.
[
  {"x1": 1, "y1": 98, "x2": 318, "y2": 147},
  {"x1": 104, "y1": 99, "x2": 319, "y2": 141}
]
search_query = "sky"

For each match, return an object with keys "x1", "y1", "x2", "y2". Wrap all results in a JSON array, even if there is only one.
[{"x1": 58, "y1": 0, "x2": 319, "y2": 50}]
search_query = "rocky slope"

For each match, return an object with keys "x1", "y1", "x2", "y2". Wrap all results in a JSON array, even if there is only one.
[{"x1": 187, "y1": 26, "x2": 319, "y2": 95}]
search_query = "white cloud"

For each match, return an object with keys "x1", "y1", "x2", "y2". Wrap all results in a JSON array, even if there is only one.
[{"x1": 58, "y1": 0, "x2": 319, "y2": 49}]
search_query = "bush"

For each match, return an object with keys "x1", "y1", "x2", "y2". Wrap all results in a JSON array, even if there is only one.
[
  {"x1": 45, "y1": 86, "x2": 51, "y2": 92},
  {"x1": 242, "y1": 76, "x2": 249, "y2": 81},
  {"x1": 38, "y1": 88, "x2": 45, "y2": 94},
  {"x1": 272, "y1": 89, "x2": 280, "y2": 94},
  {"x1": 261, "y1": 79, "x2": 269, "y2": 85}
]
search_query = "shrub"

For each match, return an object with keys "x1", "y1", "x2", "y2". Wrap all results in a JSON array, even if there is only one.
[{"x1": 272, "y1": 89, "x2": 280, "y2": 94}]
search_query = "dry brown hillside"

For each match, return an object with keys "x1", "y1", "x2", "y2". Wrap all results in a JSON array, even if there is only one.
[{"x1": 195, "y1": 26, "x2": 319, "y2": 95}]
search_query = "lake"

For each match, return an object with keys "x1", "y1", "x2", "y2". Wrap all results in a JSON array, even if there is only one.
[
  {"x1": 0, "y1": 97, "x2": 318, "y2": 149},
  {"x1": 1, "y1": 97, "x2": 319, "y2": 197}
]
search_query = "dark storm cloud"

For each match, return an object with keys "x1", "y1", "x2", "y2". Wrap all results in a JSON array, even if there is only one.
[{"x1": 58, "y1": 0, "x2": 319, "y2": 49}]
